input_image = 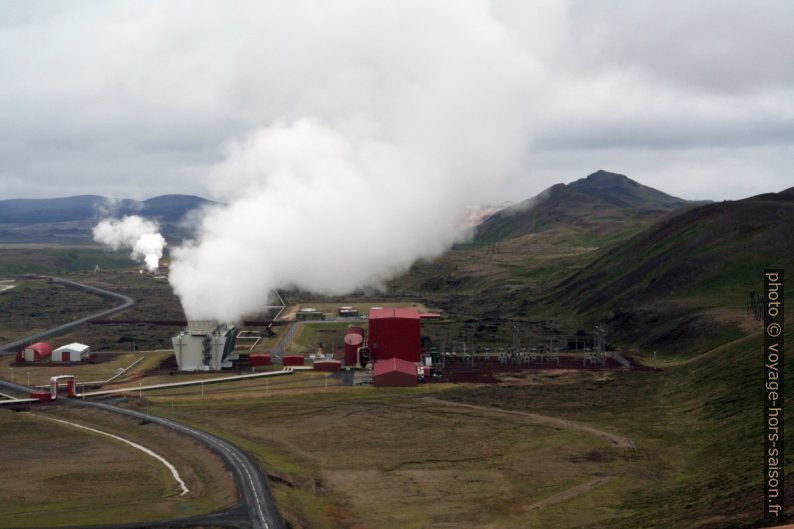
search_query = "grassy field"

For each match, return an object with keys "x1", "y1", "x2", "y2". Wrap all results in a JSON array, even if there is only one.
[
  {"x1": 0, "y1": 244, "x2": 134, "y2": 276},
  {"x1": 441, "y1": 326, "x2": 794, "y2": 528},
  {"x1": 287, "y1": 321, "x2": 363, "y2": 354},
  {"x1": 0, "y1": 404, "x2": 235, "y2": 528},
  {"x1": 144, "y1": 385, "x2": 648, "y2": 529}
]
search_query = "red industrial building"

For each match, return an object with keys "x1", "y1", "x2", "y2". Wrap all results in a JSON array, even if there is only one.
[
  {"x1": 17, "y1": 342, "x2": 53, "y2": 363},
  {"x1": 250, "y1": 354, "x2": 272, "y2": 367},
  {"x1": 368, "y1": 308, "x2": 421, "y2": 363},
  {"x1": 282, "y1": 354, "x2": 305, "y2": 366},
  {"x1": 373, "y1": 358, "x2": 418, "y2": 387},
  {"x1": 313, "y1": 359, "x2": 342, "y2": 372}
]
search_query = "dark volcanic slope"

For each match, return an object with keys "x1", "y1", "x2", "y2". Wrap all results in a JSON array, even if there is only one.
[
  {"x1": 556, "y1": 187, "x2": 793, "y2": 311},
  {"x1": 540, "y1": 187, "x2": 793, "y2": 353},
  {"x1": 475, "y1": 170, "x2": 694, "y2": 244}
]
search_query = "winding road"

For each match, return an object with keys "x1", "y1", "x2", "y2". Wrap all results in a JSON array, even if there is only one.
[
  {"x1": 0, "y1": 276, "x2": 136, "y2": 354},
  {"x1": 0, "y1": 276, "x2": 285, "y2": 529}
]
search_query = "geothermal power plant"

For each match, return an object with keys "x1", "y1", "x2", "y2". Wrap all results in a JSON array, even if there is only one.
[
  {"x1": 171, "y1": 320, "x2": 239, "y2": 371},
  {"x1": 169, "y1": 307, "x2": 429, "y2": 387}
]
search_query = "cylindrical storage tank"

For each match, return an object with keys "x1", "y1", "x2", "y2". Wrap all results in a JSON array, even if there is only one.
[
  {"x1": 250, "y1": 354, "x2": 272, "y2": 367},
  {"x1": 282, "y1": 354, "x2": 305, "y2": 366},
  {"x1": 346, "y1": 326, "x2": 364, "y2": 337},
  {"x1": 344, "y1": 332, "x2": 364, "y2": 366},
  {"x1": 313, "y1": 359, "x2": 342, "y2": 372}
]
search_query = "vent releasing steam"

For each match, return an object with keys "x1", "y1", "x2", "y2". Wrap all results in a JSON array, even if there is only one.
[{"x1": 93, "y1": 216, "x2": 166, "y2": 272}]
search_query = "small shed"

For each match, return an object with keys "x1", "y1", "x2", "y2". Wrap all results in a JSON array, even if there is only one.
[
  {"x1": 296, "y1": 308, "x2": 325, "y2": 321},
  {"x1": 373, "y1": 358, "x2": 418, "y2": 387},
  {"x1": 52, "y1": 343, "x2": 90, "y2": 362},
  {"x1": 313, "y1": 359, "x2": 342, "y2": 372},
  {"x1": 23, "y1": 342, "x2": 53, "y2": 362},
  {"x1": 282, "y1": 354, "x2": 305, "y2": 366},
  {"x1": 338, "y1": 306, "x2": 359, "y2": 318},
  {"x1": 250, "y1": 354, "x2": 272, "y2": 367}
]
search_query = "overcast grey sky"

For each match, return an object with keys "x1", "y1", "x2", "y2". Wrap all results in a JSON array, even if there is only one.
[{"x1": 0, "y1": 0, "x2": 792, "y2": 202}]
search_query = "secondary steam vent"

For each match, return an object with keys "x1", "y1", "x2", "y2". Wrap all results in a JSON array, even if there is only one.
[{"x1": 172, "y1": 320, "x2": 238, "y2": 371}]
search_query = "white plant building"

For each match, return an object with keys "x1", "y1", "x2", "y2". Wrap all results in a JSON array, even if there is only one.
[
  {"x1": 52, "y1": 343, "x2": 91, "y2": 362},
  {"x1": 172, "y1": 320, "x2": 239, "y2": 371}
]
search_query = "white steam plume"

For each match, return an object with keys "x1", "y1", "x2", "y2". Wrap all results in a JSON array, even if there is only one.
[
  {"x1": 93, "y1": 216, "x2": 166, "y2": 272},
  {"x1": 169, "y1": 2, "x2": 541, "y2": 322}
]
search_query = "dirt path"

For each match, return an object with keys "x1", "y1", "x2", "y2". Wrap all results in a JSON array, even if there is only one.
[
  {"x1": 425, "y1": 397, "x2": 634, "y2": 449},
  {"x1": 526, "y1": 476, "x2": 613, "y2": 511},
  {"x1": 424, "y1": 398, "x2": 631, "y2": 512},
  {"x1": 665, "y1": 333, "x2": 758, "y2": 367},
  {"x1": 31, "y1": 413, "x2": 189, "y2": 496}
]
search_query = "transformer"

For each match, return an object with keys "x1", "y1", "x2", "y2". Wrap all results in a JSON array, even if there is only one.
[{"x1": 172, "y1": 320, "x2": 238, "y2": 371}]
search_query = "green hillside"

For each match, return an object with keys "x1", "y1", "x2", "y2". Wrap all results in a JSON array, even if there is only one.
[
  {"x1": 534, "y1": 187, "x2": 794, "y2": 357},
  {"x1": 442, "y1": 326, "x2": 792, "y2": 528},
  {"x1": 474, "y1": 170, "x2": 694, "y2": 247}
]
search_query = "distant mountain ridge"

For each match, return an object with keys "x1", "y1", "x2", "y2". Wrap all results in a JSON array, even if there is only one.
[
  {"x1": 568, "y1": 170, "x2": 688, "y2": 210},
  {"x1": 474, "y1": 170, "x2": 700, "y2": 245},
  {"x1": 0, "y1": 194, "x2": 213, "y2": 224},
  {"x1": 0, "y1": 194, "x2": 214, "y2": 243}
]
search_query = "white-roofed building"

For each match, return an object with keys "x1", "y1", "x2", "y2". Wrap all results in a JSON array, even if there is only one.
[{"x1": 52, "y1": 343, "x2": 91, "y2": 362}]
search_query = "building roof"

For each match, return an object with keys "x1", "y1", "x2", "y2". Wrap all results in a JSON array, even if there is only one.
[
  {"x1": 53, "y1": 343, "x2": 90, "y2": 353},
  {"x1": 25, "y1": 342, "x2": 53, "y2": 355},
  {"x1": 368, "y1": 307, "x2": 421, "y2": 320},
  {"x1": 372, "y1": 357, "x2": 417, "y2": 377}
]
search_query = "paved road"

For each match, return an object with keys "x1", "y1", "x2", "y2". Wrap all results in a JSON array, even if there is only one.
[
  {"x1": 270, "y1": 321, "x2": 301, "y2": 360},
  {"x1": 0, "y1": 378, "x2": 285, "y2": 529},
  {"x1": 73, "y1": 399, "x2": 285, "y2": 529},
  {"x1": 0, "y1": 276, "x2": 136, "y2": 354},
  {"x1": 0, "y1": 276, "x2": 285, "y2": 529}
]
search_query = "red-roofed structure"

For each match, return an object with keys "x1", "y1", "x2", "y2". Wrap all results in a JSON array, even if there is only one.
[
  {"x1": 22, "y1": 342, "x2": 53, "y2": 362},
  {"x1": 368, "y1": 308, "x2": 421, "y2": 362},
  {"x1": 372, "y1": 358, "x2": 418, "y2": 387},
  {"x1": 313, "y1": 359, "x2": 342, "y2": 372}
]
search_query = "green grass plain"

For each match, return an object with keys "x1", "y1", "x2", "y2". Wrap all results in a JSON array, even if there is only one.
[{"x1": 0, "y1": 406, "x2": 235, "y2": 528}]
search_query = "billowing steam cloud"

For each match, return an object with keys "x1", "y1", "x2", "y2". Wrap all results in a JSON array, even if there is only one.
[
  {"x1": 93, "y1": 216, "x2": 166, "y2": 272},
  {"x1": 169, "y1": 2, "x2": 540, "y2": 322}
]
